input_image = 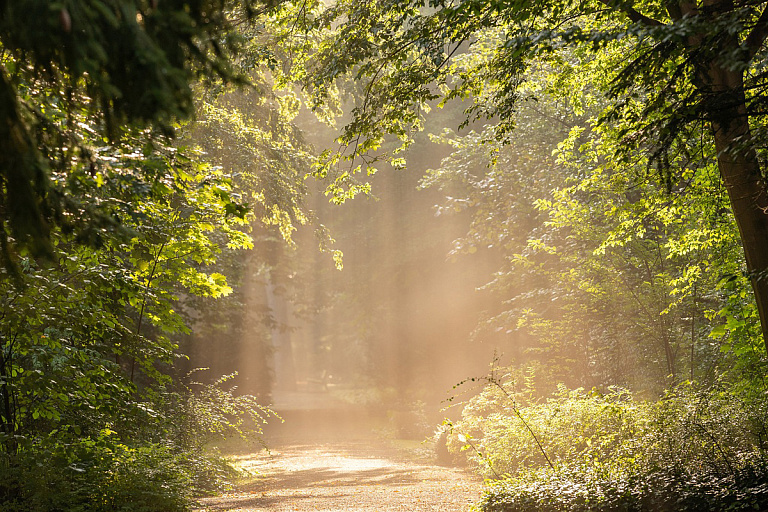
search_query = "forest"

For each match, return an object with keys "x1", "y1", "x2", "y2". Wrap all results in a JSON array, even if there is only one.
[{"x1": 3, "y1": 0, "x2": 768, "y2": 510}]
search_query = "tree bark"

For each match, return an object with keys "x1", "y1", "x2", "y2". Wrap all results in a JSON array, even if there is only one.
[
  {"x1": 701, "y1": 64, "x2": 768, "y2": 351},
  {"x1": 0, "y1": 339, "x2": 16, "y2": 455}
]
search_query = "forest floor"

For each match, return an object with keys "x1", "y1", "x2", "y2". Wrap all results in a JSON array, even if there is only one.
[{"x1": 193, "y1": 390, "x2": 484, "y2": 512}]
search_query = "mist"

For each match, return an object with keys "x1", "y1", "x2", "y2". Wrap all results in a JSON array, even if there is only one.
[{"x1": 223, "y1": 106, "x2": 506, "y2": 444}]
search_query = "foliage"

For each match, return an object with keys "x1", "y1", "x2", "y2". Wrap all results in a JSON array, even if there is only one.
[
  {"x1": 173, "y1": 7, "x2": 350, "y2": 399},
  {"x1": 287, "y1": 0, "x2": 768, "y2": 505},
  {"x1": 481, "y1": 459, "x2": 768, "y2": 512},
  {"x1": 257, "y1": 3, "x2": 768, "y2": 508},
  {"x1": 6, "y1": 0, "x2": 768, "y2": 510},
  {"x1": 418, "y1": 78, "x2": 743, "y2": 391},
  {"x1": 0, "y1": 0, "x2": 279, "y2": 265},
  {"x1": 256, "y1": 0, "x2": 767, "y2": 393},
  {"x1": 271, "y1": 0, "x2": 768, "y2": 350},
  {"x1": 0, "y1": 83, "x2": 267, "y2": 511},
  {"x1": 0, "y1": 372, "x2": 273, "y2": 512},
  {"x1": 447, "y1": 373, "x2": 768, "y2": 511},
  {"x1": 162, "y1": 371, "x2": 277, "y2": 453},
  {"x1": 0, "y1": 438, "x2": 192, "y2": 512},
  {"x1": 184, "y1": 83, "x2": 313, "y2": 248},
  {"x1": 280, "y1": 0, "x2": 761, "y2": 183},
  {"x1": 0, "y1": 3, "x2": 312, "y2": 511}
]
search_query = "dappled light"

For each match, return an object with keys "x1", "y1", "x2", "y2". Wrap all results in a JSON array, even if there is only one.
[
  {"x1": 198, "y1": 444, "x2": 481, "y2": 511},
  {"x1": 4, "y1": 1, "x2": 768, "y2": 512}
]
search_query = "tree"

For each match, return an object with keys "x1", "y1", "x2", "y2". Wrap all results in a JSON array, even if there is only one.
[
  {"x1": 278, "y1": 0, "x2": 768, "y2": 351},
  {"x1": 0, "y1": 5, "x2": 315, "y2": 507},
  {"x1": 0, "y1": 0, "x2": 272, "y2": 268},
  {"x1": 420, "y1": 80, "x2": 743, "y2": 391},
  {"x1": 0, "y1": 122, "x2": 260, "y2": 509}
]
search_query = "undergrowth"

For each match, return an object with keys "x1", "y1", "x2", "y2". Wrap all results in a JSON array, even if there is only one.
[
  {"x1": 447, "y1": 371, "x2": 768, "y2": 511},
  {"x1": 0, "y1": 371, "x2": 275, "y2": 512}
]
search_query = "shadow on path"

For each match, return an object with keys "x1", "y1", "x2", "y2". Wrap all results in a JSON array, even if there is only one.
[{"x1": 195, "y1": 398, "x2": 483, "y2": 511}]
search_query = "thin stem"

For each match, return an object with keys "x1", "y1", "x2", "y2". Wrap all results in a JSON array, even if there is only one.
[
  {"x1": 131, "y1": 241, "x2": 167, "y2": 383},
  {"x1": 485, "y1": 372, "x2": 555, "y2": 471}
]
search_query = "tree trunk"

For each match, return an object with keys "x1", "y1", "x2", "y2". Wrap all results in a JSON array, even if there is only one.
[
  {"x1": 702, "y1": 65, "x2": 768, "y2": 351},
  {"x1": 0, "y1": 339, "x2": 16, "y2": 455}
]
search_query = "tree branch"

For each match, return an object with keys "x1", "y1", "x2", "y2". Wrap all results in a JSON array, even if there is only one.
[
  {"x1": 665, "y1": 0, "x2": 684, "y2": 20},
  {"x1": 746, "y1": 4, "x2": 768, "y2": 59},
  {"x1": 597, "y1": 0, "x2": 664, "y2": 26}
]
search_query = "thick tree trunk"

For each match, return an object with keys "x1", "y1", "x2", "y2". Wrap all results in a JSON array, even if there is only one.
[{"x1": 703, "y1": 66, "x2": 768, "y2": 351}]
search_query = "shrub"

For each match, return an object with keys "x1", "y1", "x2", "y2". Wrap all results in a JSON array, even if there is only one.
[
  {"x1": 480, "y1": 459, "x2": 768, "y2": 512},
  {"x1": 0, "y1": 436, "x2": 190, "y2": 512},
  {"x1": 450, "y1": 384, "x2": 647, "y2": 477},
  {"x1": 450, "y1": 375, "x2": 768, "y2": 511},
  {"x1": 0, "y1": 371, "x2": 275, "y2": 511}
]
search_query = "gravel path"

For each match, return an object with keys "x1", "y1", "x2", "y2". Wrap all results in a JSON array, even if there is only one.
[
  {"x1": 194, "y1": 392, "x2": 484, "y2": 511},
  {"x1": 195, "y1": 441, "x2": 482, "y2": 511}
]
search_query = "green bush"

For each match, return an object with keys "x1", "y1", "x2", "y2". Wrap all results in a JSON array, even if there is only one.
[
  {"x1": 450, "y1": 376, "x2": 768, "y2": 511},
  {"x1": 480, "y1": 459, "x2": 768, "y2": 512},
  {"x1": 0, "y1": 437, "x2": 190, "y2": 512},
  {"x1": 450, "y1": 384, "x2": 647, "y2": 476},
  {"x1": 0, "y1": 372, "x2": 274, "y2": 511}
]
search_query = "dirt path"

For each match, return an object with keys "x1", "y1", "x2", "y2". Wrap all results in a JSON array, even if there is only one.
[
  {"x1": 198, "y1": 392, "x2": 482, "y2": 512},
  {"x1": 195, "y1": 441, "x2": 483, "y2": 511}
]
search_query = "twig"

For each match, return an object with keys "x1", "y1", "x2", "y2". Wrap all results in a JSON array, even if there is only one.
[{"x1": 484, "y1": 366, "x2": 555, "y2": 471}]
